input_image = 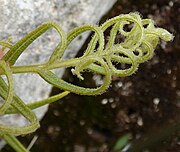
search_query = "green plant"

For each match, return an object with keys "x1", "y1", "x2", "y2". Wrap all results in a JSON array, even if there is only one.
[
  {"x1": 113, "y1": 134, "x2": 129, "y2": 151},
  {"x1": 0, "y1": 13, "x2": 173, "y2": 152}
]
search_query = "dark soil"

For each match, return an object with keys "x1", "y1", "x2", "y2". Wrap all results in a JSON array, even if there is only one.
[{"x1": 2, "y1": 0, "x2": 180, "y2": 152}]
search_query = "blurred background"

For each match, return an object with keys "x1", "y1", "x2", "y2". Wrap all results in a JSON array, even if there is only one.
[{"x1": 2, "y1": 0, "x2": 180, "y2": 151}]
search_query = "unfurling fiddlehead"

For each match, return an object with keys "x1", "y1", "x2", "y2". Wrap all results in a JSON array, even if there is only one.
[{"x1": 0, "y1": 13, "x2": 173, "y2": 151}]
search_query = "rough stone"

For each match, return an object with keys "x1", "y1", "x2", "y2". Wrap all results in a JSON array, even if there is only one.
[{"x1": 0, "y1": 0, "x2": 117, "y2": 148}]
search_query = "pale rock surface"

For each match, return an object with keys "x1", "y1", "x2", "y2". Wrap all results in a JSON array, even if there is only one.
[{"x1": 0, "y1": 0, "x2": 116, "y2": 148}]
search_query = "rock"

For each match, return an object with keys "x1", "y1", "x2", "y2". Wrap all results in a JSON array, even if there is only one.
[{"x1": 0, "y1": 0, "x2": 116, "y2": 148}]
